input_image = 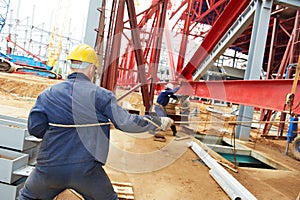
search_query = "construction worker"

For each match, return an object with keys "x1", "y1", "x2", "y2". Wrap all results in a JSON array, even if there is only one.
[
  {"x1": 18, "y1": 44, "x2": 173, "y2": 200},
  {"x1": 154, "y1": 82, "x2": 180, "y2": 136}
]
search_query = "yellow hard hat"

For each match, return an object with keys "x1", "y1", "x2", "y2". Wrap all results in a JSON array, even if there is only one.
[{"x1": 67, "y1": 44, "x2": 99, "y2": 66}]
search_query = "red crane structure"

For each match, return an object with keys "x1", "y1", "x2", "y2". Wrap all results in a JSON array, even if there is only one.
[{"x1": 95, "y1": 0, "x2": 300, "y2": 139}]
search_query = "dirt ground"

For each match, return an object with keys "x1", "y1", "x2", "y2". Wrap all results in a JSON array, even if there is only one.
[{"x1": 0, "y1": 72, "x2": 299, "y2": 200}]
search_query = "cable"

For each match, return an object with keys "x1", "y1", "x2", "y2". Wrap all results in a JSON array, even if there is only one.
[
  {"x1": 48, "y1": 122, "x2": 111, "y2": 128},
  {"x1": 143, "y1": 117, "x2": 162, "y2": 130}
]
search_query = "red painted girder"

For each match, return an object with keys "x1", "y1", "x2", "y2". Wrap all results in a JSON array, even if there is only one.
[
  {"x1": 177, "y1": 0, "x2": 193, "y2": 74},
  {"x1": 181, "y1": 0, "x2": 252, "y2": 80},
  {"x1": 178, "y1": 79, "x2": 300, "y2": 114},
  {"x1": 125, "y1": 0, "x2": 151, "y2": 110}
]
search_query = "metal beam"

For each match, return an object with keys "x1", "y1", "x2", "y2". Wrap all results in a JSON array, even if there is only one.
[
  {"x1": 176, "y1": 0, "x2": 193, "y2": 75},
  {"x1": 84, "y1": 0, "x2": 102, "y2": 47},
  {"x1": 180, "y1": 0, "x2": 252, "y2": 80},
  {"x1": 193, "y1": 0, "x2": 257, "y2": 80},
  {"x1": 125, "y1": 0, "x2": 151, "y2": 110},
  {"x1": 148, "y1": 0, "x2": 168, "y2": 107},
  {"x1": 274, "y1": 0, "x2": 300, "y2": 9},
  {"x1": 237, "y1": 0, "x2": 273, "y2": 140},
  {"x1": 178, "y1": 79, "x2": 300, "y2": 114}
]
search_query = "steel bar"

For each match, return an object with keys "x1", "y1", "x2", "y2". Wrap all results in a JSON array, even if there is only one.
[
  {"x1": 149, "y1": 0, "x2": 168, "y2": 107},
  {"x1": 176, "y1": 0, "x2": 193, "y2": 75},
  {"x1": 101, "y1": 0, "x2": 117, "y2": 88},
  {"x1": 117, "y1": 77, "x2": 152, "y2": 102},
  {"x1": 105, "y1": 0, "x2": 125, "y2": 92},
  {"x1": 126, "y1": 0, "x2": 151, "y2": 110},
  {"x1": 189, "y1": 141, "x2": 257, "y2": 200},
  {"x1": 178, "y1": 79, "x2": 300, "y2": 113}
]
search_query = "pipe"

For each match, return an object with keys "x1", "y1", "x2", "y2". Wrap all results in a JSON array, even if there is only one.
[
  {"x1": 209, "y1": 170, "x2": 242, "y2": 200},
  {"x1": 189, "y1": 141, "x2": 257, "y2": 200}
]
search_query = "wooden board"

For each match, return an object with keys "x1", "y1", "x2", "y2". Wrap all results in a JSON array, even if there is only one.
[
  {"x1": 112, "y1": 181, "x2": 134, "y2": 200},
  {"x1": 54, "y1": 182, "x2": 134, "y2": 200}
]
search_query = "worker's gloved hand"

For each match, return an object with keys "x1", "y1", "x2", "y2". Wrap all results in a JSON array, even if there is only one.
[
  {"x1": 160, "y1": 117, "x2": 174, "y2": 131},
  {"x1": 144, "y1": 116, "x2": 174, "y2": 132},
  {"x1": 179, "y1": 80, "x2": 183, "y2": 86}
]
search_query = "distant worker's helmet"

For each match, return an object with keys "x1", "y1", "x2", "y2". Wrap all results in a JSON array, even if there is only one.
[
  {"x1": 166, "y1": 83, "x2": 174, "y2": 90},
  {"x1": 67, "y1": 44, "x2": 99, "y2": 66}
]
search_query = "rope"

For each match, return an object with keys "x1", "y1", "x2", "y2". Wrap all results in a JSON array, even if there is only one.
[
  {"x1": 49, "y1": 117, "x2": 160, "y2": 129},
  {"x1": 173, "y1": 120, "x2": 299, "y2": 124},
  {"x1": 143, "y1": 117, "x2": 162, "y2": 129},
  {"x1": 48, "y1": 119, "x2": 297, "y2": 127},
  {"x1": 48, "y1": 122, "x2": 111, "y2": 128}
]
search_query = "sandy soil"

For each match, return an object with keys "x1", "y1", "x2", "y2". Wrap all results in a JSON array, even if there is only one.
[{"x1": 0, "y1": 72, "x2": 299, "y2": 200}]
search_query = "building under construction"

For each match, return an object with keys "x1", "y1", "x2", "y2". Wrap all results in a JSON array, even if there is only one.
[{"x1": 0, "y1": 0, "x2": 299, "y2": 199}]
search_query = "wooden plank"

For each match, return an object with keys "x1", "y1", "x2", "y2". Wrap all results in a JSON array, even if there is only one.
[
  {"x1": 55, "y1": 182, "x2": 135, "y2": 200},
  {"x1": 118, "y1": 194, "x2": 135, "y2": 200},
  {"x1": 112, "y1": 181, "x2": 135, "y2": 200},
  {"x1": 113, "y1": 185, "x2": 134, "y2": 195},
  {"x1": 111, "y1": 181, "x2": 133, "y2": 187},
  {"x1": 54, "y1": 189, "x2": 84, "y2": 200},
  {"x1": 174, "y1": 136, "x2": 191, "y2": 141}
]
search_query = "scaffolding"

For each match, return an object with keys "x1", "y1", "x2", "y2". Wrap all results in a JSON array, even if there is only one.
[{"x1": 0, "y1": 8, "x2": 82, "y2": 78}]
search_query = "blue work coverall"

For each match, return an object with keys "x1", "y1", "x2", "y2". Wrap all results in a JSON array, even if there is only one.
[
  {"x1": 154, "y1": 86, "x2": 180, "y2": 117},
  {"x1": 154, "y1": 86, "x2": 180, "y2": 135},
  {"x1": 19, "y1": 72, "x2": 159, "y2": 200}
]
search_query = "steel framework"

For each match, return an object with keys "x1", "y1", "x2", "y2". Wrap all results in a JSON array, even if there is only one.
[{"x1": 95, "y1": 0, "x2": 300, "y2": 131}]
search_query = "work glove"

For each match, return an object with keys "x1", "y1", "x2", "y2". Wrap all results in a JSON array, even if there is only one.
[
  {"x1": 179, "y1": 80, "x2": 183, "y2": 87},
  {"x1": 144, "y1": 116, "x2": 174, "y2": 131},
  {"x1": 160, "y1": 117, "x2": 174, "y2": 131}
]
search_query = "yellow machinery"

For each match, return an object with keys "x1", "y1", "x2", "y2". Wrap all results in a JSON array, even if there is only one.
[{"x1": 47, "y1": 0, "x2": 70, "y2": 68}]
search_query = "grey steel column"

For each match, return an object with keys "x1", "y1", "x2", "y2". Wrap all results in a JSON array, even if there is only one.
[
  {"x1": 236, "y1": 0, "x2": 273, "y2": 140},
  {"x1": 84, "y1": 0, "x2": 102, "y2": 46}
]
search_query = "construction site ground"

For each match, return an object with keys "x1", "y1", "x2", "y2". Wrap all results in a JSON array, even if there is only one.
[{"x1": 0, "y1": 72, "x2": 299, "y2": 200}]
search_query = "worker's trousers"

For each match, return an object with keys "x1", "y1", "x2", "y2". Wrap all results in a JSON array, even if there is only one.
[{"x1": 18, "y1": 161, "x2": 118, "y2": 200}]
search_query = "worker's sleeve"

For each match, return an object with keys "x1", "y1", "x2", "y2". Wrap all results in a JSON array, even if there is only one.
[
  {"x1": 103, "y1": 95, "x2": 159, "y2": 133},
  {"x1": 171, "y1": 86, "x2": 180, "y2": 94},
  {"x1": 27, "y1": 96, "x2": 49, "y2": 138},
  {"x1": 167, "y1": 86, "x2": 180, "y2": 99}
]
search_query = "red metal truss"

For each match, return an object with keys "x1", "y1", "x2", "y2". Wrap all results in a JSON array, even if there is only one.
[
  {"x1": 177, "y1": 79, "x2": 300, "y2": 114},
  {"x1": 100, "y1": 0, "x2": 170, "y2": 110},
  {"x1": 181, "y1": 0, "x2": 251, "y2": 80},
  {"x1": 170, "y1": 0, "x2": 231, "y2": 75},
  {"x1": 98, "y1": 0, "x2": 300, "y2": 118},
  {"x1": 170, "y1": 0, "x2": 229, "y2": 34},
  {"x1": 116, "y1": 0, "x2": 237, "y2": 87}
]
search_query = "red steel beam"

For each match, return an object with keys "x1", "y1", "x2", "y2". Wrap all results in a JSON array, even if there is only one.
[
  {"x1": 102, "y1": 0, "x2": 124, "y2": 91},
  {"x1": 149, "y1": 0, "x2": 169, "y2": 105},
  {"x1": 176, "y1": 0, "x2": 194, "y2": 75},
  {"x1": 101, "y1": 0, "x2": 117, "y2": 88},
  {"x1": 126, "y1": 0, "x2": 151, "y2": 110},
  {"x1": 178, "y1": 79, "x2": 300, "y2": 114},
  {"x1": 181, "y1": 0, "x2": 252, "y2": 80}
]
